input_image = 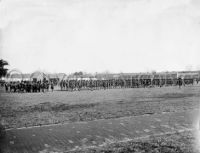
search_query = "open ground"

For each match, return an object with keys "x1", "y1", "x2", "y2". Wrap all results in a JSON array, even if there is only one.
[
  {"x1": 1, "y1": 85, "x2": 200, "y2": 152},
  {"x1": 1, "y1": 85, "x2": 200, "y2": 129}
]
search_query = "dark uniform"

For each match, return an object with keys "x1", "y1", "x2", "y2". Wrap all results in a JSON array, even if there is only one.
[
  {"x1": 178, "y1": 77, "x2": 182, "y2": 88},
  {"x1": 51, "y1": 83, "x2": 54, "y2": 92},
  {"x1": 5, "y1": 83, "x2": 8, "y2": 92}
]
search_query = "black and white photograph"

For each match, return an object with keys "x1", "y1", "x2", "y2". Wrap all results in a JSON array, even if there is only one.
[{"x1": 1, "y1": 0, "x2": 200, "y2": 152}]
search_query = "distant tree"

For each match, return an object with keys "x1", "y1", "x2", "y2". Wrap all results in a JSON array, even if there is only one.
[{"x1": 0, "y1": 59, "x2": 9, "y2": 78}]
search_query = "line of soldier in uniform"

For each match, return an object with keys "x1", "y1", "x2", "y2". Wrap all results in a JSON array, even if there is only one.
[
  {"x1": 59, "y1": 77, "x2": 195, "y2": 91},
  {"x1": 4, "y1": 77, "x2": 196, "y2": 93},
  {"x1": 4, "y1": 80, "x2": 54, "y2": 93}
]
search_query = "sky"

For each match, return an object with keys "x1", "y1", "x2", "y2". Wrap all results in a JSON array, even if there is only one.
[{"x1": 0, "y1": 0, "x2": 200, "y2": 74}]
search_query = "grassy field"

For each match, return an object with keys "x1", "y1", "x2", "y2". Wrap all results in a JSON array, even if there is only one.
[
  {"x1": 0, "y1": 85, "x2": 200, "y2": 129},
  {"x1": 1, "y1": 85, "x2": 200, "y2": 152},
  {"x1": 68, "y1": 131, "x2": 198, "y2": 153}
]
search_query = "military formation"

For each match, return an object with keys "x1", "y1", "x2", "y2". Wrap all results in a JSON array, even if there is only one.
[
  {"x1": 3, "y1": 74, "x2": 198, "y2": 93},
  {"x1": 4, "y1": 80, "x2": 54, "y2": 93},
  {"x1": 59, "y1": 77, "x2": 195, "y2": 91}
]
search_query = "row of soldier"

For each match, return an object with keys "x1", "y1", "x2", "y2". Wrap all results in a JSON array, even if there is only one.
[
  {"x1": 4, "y1": 78, "x2": 196, "y2": 93},
  {"x1": 4, "y1": 80, "x2": 54, "y2": 93},
  {"x1": 59, "y1": 78, "x2": 194, "y2": 91}
]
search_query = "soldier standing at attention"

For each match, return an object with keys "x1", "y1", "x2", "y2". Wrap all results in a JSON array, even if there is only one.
[
  {"x1": 46, "y1": 82, "x2": 49, "y2": 92},
  {"x1": 5, "y1": 83, "x2": 8, "y2": 92},
  {"x1": 51, "y1": 82, "x2": 54, "y2": 92},
  {"x1": 41, "y1": 82, "x2": 44, "y2": 93},
  {"x1": 178, "y1": 77, "x2": 182, "y2": 89}
]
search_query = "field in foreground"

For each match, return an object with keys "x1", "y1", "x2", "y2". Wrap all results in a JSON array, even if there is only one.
[
  {"x1": 0, "y1": 85, "x2": 200, "y2": 129},
  {"x1": 68, "y1": 131, "x2": 199, "y2": 153},
  {"x1": 1, "y1": 85, "x2": 200, "y2": 153}
]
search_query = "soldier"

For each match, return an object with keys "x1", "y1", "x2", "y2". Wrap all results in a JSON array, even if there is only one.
[
  {"x1": 63, "y1": 80, "x2": 66, "y2": 90},
  {"x1": 51, "y1": 82, "x2": 54, "y2": 92},
  {"x1": 5, "y1": 83, "x2": 8, "y2": 92},
  {"x1": 60, "y1": 80, "x2": 63, "y2": 91},
  {"x1": 9, "y1": 82, "x2": 12, "y2": 92},
  {"x1": 103, "y1": 80, "x2": 106, "y2": 90},
  {"x1": 178, "y1": 77, "x2": 182, "y2": 89},
  {"x1": 25, "y1": 82, "x2": 28, "y2": 92},
  {"x1": 13, "y1": 82, "x2": 17, "y2": 92},
  {"x1": 46, "y1": 81, "x2": 49, "y2": 92}
]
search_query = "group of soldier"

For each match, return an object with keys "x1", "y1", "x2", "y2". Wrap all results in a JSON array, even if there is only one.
[
  {"x1": 59, "y1": 77, "x2": 193, "y2": 91},
  {"x1": 3, "y1": 77, "x2": 196, "y2": 93},
  {"x1": 4, "y1": 80, "x2": 54, "y2": 93}
]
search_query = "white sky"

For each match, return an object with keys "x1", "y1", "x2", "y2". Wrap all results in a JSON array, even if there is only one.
[{"x1": 0, "y1": 0, "x2": 200, "y2": 74}]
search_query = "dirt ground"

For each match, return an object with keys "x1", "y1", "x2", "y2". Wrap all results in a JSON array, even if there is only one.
[{"x1": 1, "y1": 85, "x2": 200, "y2": 129}]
